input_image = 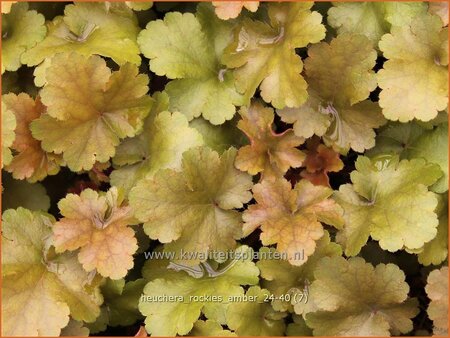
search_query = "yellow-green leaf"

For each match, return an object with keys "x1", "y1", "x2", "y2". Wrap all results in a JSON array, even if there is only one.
[
  {"x1": 378, "y1": 13, "x2": 448, "y2": 122},
  {"x1": 2, "y1": 208, "x2": 102, "y2": 336},
  {"x1": 305, "y1": 256, "x2": 419, "y2": 336},
  {"x1": 130, "y1": 147, "x2": 253, "y2": 265},
  {"x1": 277, "y1": 33, "x2": 385, "y2": 153},
  {"x1": 223, "y1": 2, "x2": 325, "y2": 108}
]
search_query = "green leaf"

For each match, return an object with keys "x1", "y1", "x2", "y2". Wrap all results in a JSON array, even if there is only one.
[
  {"x1": 378, "y1": 13, "x2": 448, "y2": 122},
  {"x1": 226, "y1": 286, "x2": 287, "y2": 336},
  {"x1": 2, "y1": 208, "x2": 102, "y2": 336},
  {"x1": 2, "y1": 2, "x2": 46, "y2": 73},
  {"x1": 1, "y1": 173, "x2": 50, "y2": 212},
  {"x1": 277, "y1": 33, "x2": 385, "y2": 153},
  {"x1": 61, "y1": 320, "x2": 90, "y2": 336},
  {"x1": 367, "y1": 122, "x2": 448, "y2": 193},
  {"x1": 21, "y1": 2, "x2": 141, "y2": 68},
  {"x1": 223, "y1": 2, "x2": 326, "y2": 108},
  {"x1": 130, "y1": 147, "x2": 253, "y2": 265},
  {"x1": 407, "y1": 124, "x2": 448, "y2": 193},
  {"x1": 190, "y1": 320, "x2": 236, "y2": 336},
  {"x1": 365, "y1": 122, "x2": 426, "y2": 158},
  {"x1": 31, "y1": 53, "x2": 152, "y2": 171},
  {"x1": 126, "y1": 1, "x2": 153, "y2": 11},
  {"x1": 257, "y1": 231, "x2": 341, "y2": 313},
  {"x1": 139, "y1": 246, "x2": 259, "y2": 336},
  {"x1": 99, "y1": 278, "x2": 146, "y2": 327},
  {"x1": 111, "y1": 92, "x2": 203, "y2": 195},
  {"x1": 138, "y1": 4, "x2": 244, "y2": 124},
  {"x1": 1, "y1": 100, "x2": 16, "y2": 167},
  {"x1": 328, "y1": 2, "x2": 427, "y2": 47},
  {"x1": 286, "y1": 315, "x2": 313, "y2": 336},
  {"x1": 189, "y1": 117, "x2": 247, "y2": 154},
  {"x1": 305, "y1": 256, "x2": 419, "y2": 336},
  {"x1": 85, "y1": 308, "x2": 109, "y2": 334},
  {"x1": 335, "y1": 156, "x2": 442, "y2": 255},
  {"x1": 417, "y1": 194, "x2": 448, "y2": 266}
]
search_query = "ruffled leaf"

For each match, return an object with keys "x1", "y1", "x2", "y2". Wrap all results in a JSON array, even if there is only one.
[
  {"x1": 130, "y1": 147, "x2": 253, "y2": 265},
  {"x1": 138, "y1": 4, "x2": 244, "y2": 124},
  {"x1": 3, "y1": 93, "x2": 61, "y2": 181},
  {"x1": 426, "y1": 266, "x2": 448, "y2": 336},
  {"x1": 378, "y1": 13, "x2": 448, "y2": 122},
  {"x1": 53, "y1": 187, "x2": 137, "y2": 279},
  {"x1": 21, "y1": 2, "x2": 141, "y2": 68},
  {"x1": 212, "y1": 1, "x2": 259, "y2": 20},
  {"x1": 257, "y1": 231, "x2": 341, "y2": 313},
  {"x1": 2, "y1": 208, "x2": 102, "y2": 336},
  {"x1": 300, "y1": 137, "x2": 343, "y2": 187},
  {"x1": 31, "y1": 53, "x2": 152, "y2": 171},
  {"x1": 2, "y1": 2, "x2": 46, "y2": 73},
  {"x1": 1, "y1": 100, "x2": 16, "y2": 167},
  {"x1": 243, "y1": 178, "x2": 343, "y2": 265},
  {"x1": 223, "y1": 2, "x2": 326, "y2": 108},
  {"x1": 277, "y1": 33, "x2": 385, "y2": 153},
  {"x1": 335, "y1": 156, "x2": 442, "y2": 255},
  {"x1": 226, "y1": 286, "x2": 287, "y2": 335},
  {"x1": 139, "y1": 246, "x2": 259, "y2": 336},
  {"x1": 111, "y1": 92, "x2": 203, "y2": 195},
  {"x1": 235, "y1": 100, "x2": 305, "y2": 179},
  {"x1": 328, "y1": 2, "x2": 427, "y2": 47},
  {"x1": 305, "y1": 256, "x2": 419, "y2": 336}
]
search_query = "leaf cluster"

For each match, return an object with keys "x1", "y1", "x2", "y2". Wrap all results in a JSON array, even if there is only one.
[{"x1": 1, "y1": 1, "x2": 448, "y2": 337}]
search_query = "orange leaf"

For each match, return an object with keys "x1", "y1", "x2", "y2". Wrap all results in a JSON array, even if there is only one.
[
  {"x1": 243, "y1": 178, "x2": 343, "y2": 265},
  {"x1": 301, "y1": 136, "x2": 343, "y2": 186},
  {"x1": 4, "y1": 93, "x2": 61, "y2": 182},
  {"x1": 235, "y1": 100, "x2": 305, "y2": 179},
  {"x1": 53, "y1": 187, "x2": 137, "y2": 279}
]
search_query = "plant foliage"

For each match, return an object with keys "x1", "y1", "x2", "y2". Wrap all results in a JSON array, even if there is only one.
[{"x1": 1, "y1": 1, "x2": 448, "y2": 337}]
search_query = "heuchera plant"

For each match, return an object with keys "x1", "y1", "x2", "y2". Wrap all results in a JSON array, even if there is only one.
[{"x1": 1, "y1": 1, "x2": 448, "y2": 337}]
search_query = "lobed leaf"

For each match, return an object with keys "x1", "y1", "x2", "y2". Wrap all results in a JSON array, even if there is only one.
[
  {"x1": 2, "y1": 2, "x2": 46, "y2": 73},
  {"x1": 277, "y1": 33, "x2": 385, "y2": 153},
  {"x1": 305, "y1": 256, "x2": 419, "y2": 336},
  {"x1": 243, "y1": 178, "x2": 343, "y2": 265},
  {"x1": 139, "y1": 246, "x2": 259, "y2": 336},
  {"x1": 235, "y1": 100, "x2": 305, "y2": 179},
  {"x1": 3, "y1": 93, "x2": 62, "y2": 181},
  {"x1": 328, "y1": 2, "x2": 427, "y2": 47},
  {"x1": 257, "y1": 231, "x2": 341, "y2": 313},
  {"x1": 300, "y1": 137, "x2": 343, "y2": 187},
  {"x1": 31, "y1": 53, "x2": 153, "y2": 171},
  {"x1": 1, "y1": 100, "x2": 16, "y2": 167},
  {"x1": 130, "y1": 146, "x2": 253, "y2": 265},
  {"x1": 378, "y1": 13, "x2": 448, "y2": 122},
  {"x1": 226, "y1": 286, "x2": 287, "y2": 336},
  {"x1": 53, "y1": 187, "x2": 138, "y2": 279},
  {"x1": 426, "y1": 266, "x2": 449, "y2": 336},
  {"x1": 335, "y1": 156, "x2": 442, "y2": 255},
  {"x1": 212, "y1": 1, "x2": 259, "y2": 20},
  {"x1": 2, "y1": 208, "x2": 102, "y2": 336},
  {"x1": 223, "y1": 2, "x2": 326, "y2": 108},
  {"x1": 138, "y1": 4, "x2": 244, "y2": 124},
  {"x1": 21, "y1": 2, "x2": 141, "y2": 68}
]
